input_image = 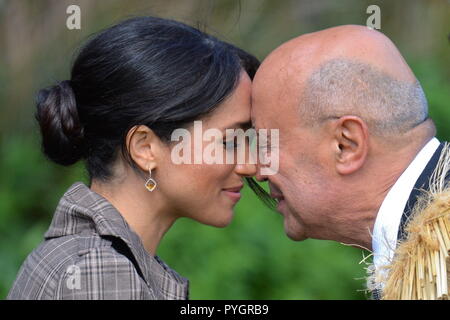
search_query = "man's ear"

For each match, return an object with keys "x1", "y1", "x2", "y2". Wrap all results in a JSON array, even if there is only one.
[
  {"x1": 333, "y1": 116, "x2": 369, "y2": 175},
  {"x1": 126, "y1": 125, "x2": 160, "y2": 172}
]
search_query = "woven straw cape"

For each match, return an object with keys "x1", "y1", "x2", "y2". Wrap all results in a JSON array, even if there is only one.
[{"x1": 370, "y1": 143, "x2": 450, "y2": 300}]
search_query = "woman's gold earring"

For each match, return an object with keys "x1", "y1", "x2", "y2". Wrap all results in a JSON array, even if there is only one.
[{"x1": 144, "y1": 167, "x2": 157, "y2": 192}]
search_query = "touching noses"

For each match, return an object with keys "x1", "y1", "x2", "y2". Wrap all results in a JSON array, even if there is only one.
[
  {"x1": 235, "y1": 162, "x2": 270, "y2": 182},
  {"x1": 232, "y1": 137, "x2": 269, "y2": 181},
  {"x1": 234, "y1": 162, "x2": 257, "y2": 177},
  {"x1": 254, "y1": 167, "x2": 268, "y2": 182}
]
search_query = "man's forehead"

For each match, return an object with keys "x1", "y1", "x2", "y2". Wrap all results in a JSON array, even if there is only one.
[
  {"x1": 251, "y1": 34, "x2": 332, "y2": 129},
  {"x1": 251, "y1": 84, "x2": 300, "y2": 131},
  {"x1": 252, "y1": 62, "x2": 308, "y2": 122},
  {"x1": 254, "y1": 42, "x2": 323, "y2": 103},
  {"x1": 253, "y1": 63, "x2": 292, "y2": 99}
]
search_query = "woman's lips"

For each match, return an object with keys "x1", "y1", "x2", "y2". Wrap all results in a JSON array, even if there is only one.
[
  {"x1": 222, "y1": 185, "x2": 243, "y2": 202},
  {"x1": 223, "y1": 190, "x2": 241, "y2": 202}
]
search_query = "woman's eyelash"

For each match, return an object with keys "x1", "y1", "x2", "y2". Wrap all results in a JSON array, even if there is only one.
[{"x1": 223, "y1": 140, "x2": 240, "y2": 149}]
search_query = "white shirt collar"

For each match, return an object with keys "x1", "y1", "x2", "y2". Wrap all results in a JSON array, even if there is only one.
[{"x1": 372, "y1": 137, "x2": 440, "y2": 271}]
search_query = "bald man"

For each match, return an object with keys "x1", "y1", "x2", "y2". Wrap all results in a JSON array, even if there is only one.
[{"x1": 252, "y1": 25, "x2": 449, "y2": 298}]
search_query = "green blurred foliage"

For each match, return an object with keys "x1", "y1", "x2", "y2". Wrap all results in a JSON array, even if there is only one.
[{"x1": 0, "y1": 0, "x2": 448, "y2": 299}]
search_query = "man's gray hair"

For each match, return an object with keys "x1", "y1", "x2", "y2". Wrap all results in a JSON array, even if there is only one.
[{"x1": 301, "y1": 59, "x2": 428, "y2": 135}]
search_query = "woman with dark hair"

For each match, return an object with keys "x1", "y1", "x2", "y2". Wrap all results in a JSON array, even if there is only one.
[{"x1": 7, "y1": 16, "x2": 267, "y2": 300}]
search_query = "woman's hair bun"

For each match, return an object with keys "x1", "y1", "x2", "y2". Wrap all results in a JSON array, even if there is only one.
[{"x1": 35, "y1": 80, "x2": 85, "y2": 166}]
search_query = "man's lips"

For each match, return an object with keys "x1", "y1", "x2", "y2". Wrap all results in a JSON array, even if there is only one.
[
  {"x1": 269, "y1": 182, "x2": 284, "y2": 201},
  {"x1": 271, "y1": 192, "x2": 286, "y2": 214},
  {"x1": 270, "y1": 192, "x2": 284, "y2": 201},
  {"x1": 269, "y1": 183, "x2": 285, "y2": 213}
]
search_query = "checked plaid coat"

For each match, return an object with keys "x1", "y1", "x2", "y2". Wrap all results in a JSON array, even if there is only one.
[{"x1": 7, "y1": 182, "x2": 189, "y2": 300}]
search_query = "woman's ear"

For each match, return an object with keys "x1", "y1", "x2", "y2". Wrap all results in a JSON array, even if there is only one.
[
  {"x1": 333, "y1": 116, "x2": 369, "y2": 175},
  {"x1": 126, "y1": 125, "x2": 160, "y2": 172}
]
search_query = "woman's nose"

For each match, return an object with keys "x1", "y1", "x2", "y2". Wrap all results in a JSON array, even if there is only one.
[{"x1": 234, "y1": 162, "x2": 257, "y2": 177}]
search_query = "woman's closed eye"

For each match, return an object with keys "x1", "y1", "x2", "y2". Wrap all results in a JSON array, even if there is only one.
[{"x1": 223, "y1": 138, "x2": 240, "y2": 150}]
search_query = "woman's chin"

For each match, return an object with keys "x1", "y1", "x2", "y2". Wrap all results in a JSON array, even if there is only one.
[{"x1": 205, "y1": 210, "x2": 235, "y2": 228}]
